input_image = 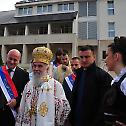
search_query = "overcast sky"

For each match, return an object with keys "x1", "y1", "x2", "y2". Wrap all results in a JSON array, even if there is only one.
[{"x1": 0, "y1": 0, "x2": 20, "y2": 11}]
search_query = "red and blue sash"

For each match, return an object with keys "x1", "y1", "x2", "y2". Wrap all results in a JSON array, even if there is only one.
[
  {"x1": 65, "y1": 73, "x2": 76, "y2": 91},
  {"x1": 0, "y1": 66, "x2": 18, "y2": 98},
  {"x1": 0, "y1": 66, "x2": 18, "y2": 118}
]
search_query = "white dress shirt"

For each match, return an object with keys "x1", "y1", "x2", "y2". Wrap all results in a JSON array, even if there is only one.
[
  {"x1": 6, "y1": 66, "x2": 16, "y2": 78},
  {"x1": 111, "y1": 67, "x2": 126, "y2": 95}
]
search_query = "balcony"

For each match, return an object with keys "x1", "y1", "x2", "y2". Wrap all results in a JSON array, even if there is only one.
[{"x1": 0, "y1": 33, "x2": 77, "y2": 45}]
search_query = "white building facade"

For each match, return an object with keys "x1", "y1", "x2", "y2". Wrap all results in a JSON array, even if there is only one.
[{"x1": 0, "y1": 0, "x2": 126, "y2": 69}]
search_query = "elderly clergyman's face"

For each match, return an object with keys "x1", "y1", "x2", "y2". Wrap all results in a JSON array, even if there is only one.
[
  {"x1": 32, "y1": 62, "x2": 49, "y2": 76},
  {"x1": 32, "y1": 62, "x2": 49, "y2": 86}
]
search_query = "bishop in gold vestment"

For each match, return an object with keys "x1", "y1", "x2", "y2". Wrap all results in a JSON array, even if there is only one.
[{"x1": 15, "y1": 47, "x2": 70, "y2": 126}]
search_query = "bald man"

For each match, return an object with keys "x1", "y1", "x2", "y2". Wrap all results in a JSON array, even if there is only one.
[{"x1": 0, "y1": 49, "x2": 29, "y2": 126}]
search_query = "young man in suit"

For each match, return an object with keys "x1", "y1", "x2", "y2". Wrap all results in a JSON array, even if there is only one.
[
  {"x1": 0, "y1": 49, "x2": 29, "y2": 126},
  {"x1": 69, "y1": 45, "x2": 113, "y2": 126}
]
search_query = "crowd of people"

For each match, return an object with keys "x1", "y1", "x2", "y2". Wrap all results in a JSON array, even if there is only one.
[{"x1": 0, "y1": 36, "x2": 126, "y2": 126}]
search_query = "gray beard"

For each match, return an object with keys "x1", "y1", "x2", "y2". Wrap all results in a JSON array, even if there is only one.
[{"x1": 33, "y1": 73, "x2": 43, "y2": 87}]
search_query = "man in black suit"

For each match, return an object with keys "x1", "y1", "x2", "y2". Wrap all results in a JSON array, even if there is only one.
[
  {"x1": 69, "y1": 45, "x2": 113, "y2": 126},
  {"x1": 0, "y1": 49, "x2": 29, "y2": 126}
]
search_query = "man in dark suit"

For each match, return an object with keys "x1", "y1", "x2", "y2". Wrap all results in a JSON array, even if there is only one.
[
  {"x1": 0, "y1": 49, "x2": 29, "y2": 126},
  {"x1": 69, "y1": 45, "x2": 113, "y2": 126}
]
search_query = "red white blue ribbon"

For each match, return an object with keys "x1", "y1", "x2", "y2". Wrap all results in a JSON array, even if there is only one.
[
  {"x1": 65, "y1": 73, "x2": 76, "y2": 91},
  {"x1": 0, "y1": 66, "x2": 18, "y2": 118}
]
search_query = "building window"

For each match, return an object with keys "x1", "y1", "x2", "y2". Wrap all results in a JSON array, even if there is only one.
[
  {"x1": 58, "y1": 3, "x2": 74, "y2": 12},
  {"x1": 78, "y1": 22, "x2": 87, "y2": 39},
  {"x1": 27, "y1": 7, "x2": 32, "y2": 15},
  {"x1": 79, "y1": 2, "x2": 87, "y2": 17},
  {"x1": 7, "y1": 25, "x2": 25, "y2": 36},
  {"x1": 28, "y1": 24, "x2": 48, "y2": 35},
  {"x1": 18, "y1": 8, "x2": 23, "y2": 15},
  {"x1": 48, "y1": 5, "x2": 52, "y2": 12},
  {"x1": 51, "y1": 22, "x2": 72, "y2": 34},
  {"x1": 108, "y1": 22, "x2": 115, "y2": 37},
  {"x1": 88, "y1": 1, "x2": 96, "y2": 16},
  {"x1": 64, "y1": 4, "x2": 68, "y2": 11},
  {"x1": 24, "y1": 8, "x2": 28, "y2": 15},
  {"x1": 43, "y1": 5, "x2": 47, "y2": 12},
  {"x1": 79, "y1": 1, "x2": 96, "y2": 17},
  {"x1": 18, "y1": 7, "x2": 32, "y2": 15},
  {"x1": 88, "y1": 22, "x2": 97, "y2": 39},
  {"x1": 78, "y1": 21, "x2": 97, "y2": 40},
  {"x1": 37, "y1": 6, "x2": 42, "y2": 14},
  {"x1": 39, "y1": 26, "x2": 48, "y2": 34},
  {"x1": 37, "y1": 4, "x2": 52, "y2": 14},
  {"x1": 69, "y1": 3, "x2": 74, "y2": 10},
  {"x1": 58, "y1": 4, "x2": 62, "y2": 11},
  {"x1": 107, "y1": 1, "x2": 114, "y2": 15}
]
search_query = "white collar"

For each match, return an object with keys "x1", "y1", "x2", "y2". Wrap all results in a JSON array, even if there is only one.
[
  {"x1": 6, "y1": 65, "x2": 16, "y2": 72},
  {"x1": 111, "y1": 67, "x2": 126, "y2": 85}
]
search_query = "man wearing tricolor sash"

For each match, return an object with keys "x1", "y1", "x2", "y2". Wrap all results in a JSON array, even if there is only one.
[
  {"x1": 16, "y1": 47, "x2": 70, "y2": 126},
  {"x1": 63, "y1": 57, "x2": 81, "y2": 104},
  {"x1": 0, "y1": 49, "x2": 29, "y2": 126}
]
